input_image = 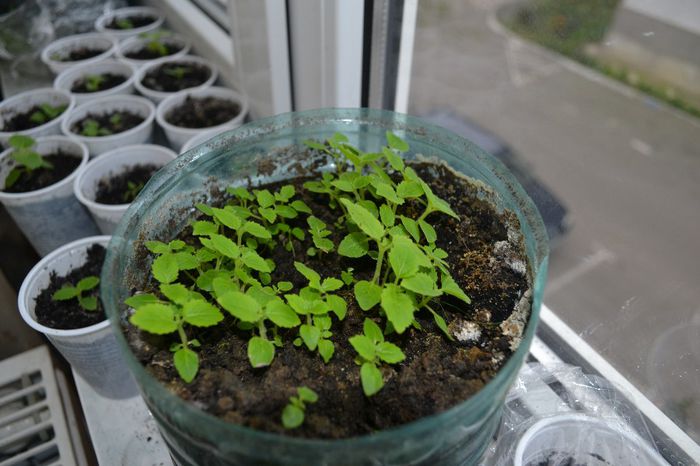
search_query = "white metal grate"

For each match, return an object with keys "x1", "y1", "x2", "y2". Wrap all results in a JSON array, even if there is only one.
[{"x1": 0, "y1": 346, "x2": 76, "y2": 466}]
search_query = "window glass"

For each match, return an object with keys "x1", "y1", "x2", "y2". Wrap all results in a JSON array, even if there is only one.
[{"x1": 409, "y1": 0, "x2": 700, "y2": 442}]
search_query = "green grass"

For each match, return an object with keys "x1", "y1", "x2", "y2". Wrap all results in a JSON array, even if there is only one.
[{"x1": 503, "y1": 0, "x2": 700, "y2": 119}]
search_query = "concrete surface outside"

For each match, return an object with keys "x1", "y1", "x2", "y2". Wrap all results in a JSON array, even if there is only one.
[{"x1": 409, "y1": 0, "x2": 700, "y2": 442}]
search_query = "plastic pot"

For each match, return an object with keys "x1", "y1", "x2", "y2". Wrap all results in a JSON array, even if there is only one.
[
  {"x1": 60, "y1": 94, "x2": 156, "y2": 157},
  {"x1": 116, "y1": 32, "x2": 191, "y2": 69},
  {"x1": 514, "y1": 414, "x2": 668, "y2": 466},
  {"x1": 0, "y1": 88, "x2": 75, "y2": 148},
  {"x1": 53, "y1": 59, "x2": 137, "y2": 106},
  {"x1": 74, "y1": 144, "x2": 177, "y2": 234},
  {"x1": 17, "y1": 235, "x2": 136, "y2": 399},
  {"x1": 180, "y1": 126, "x2": 236, "y2": 154},
  {"x1": 135, "y1": 55, "x2": 218, "y2": 103},
  {"x1": 40, "y1": 33, "x2": 117, "y2": 75},
  {"x1": 0, "y1": 136, "x2": 98, "y2": 256},
  {"x1": 102, "y1": 108, "x2": 549, "y2": 466},
  {"x1": 156, "y1": 86, "x2": 249, "y2": 152},
  {"x1": 94, "y1": 6, "x2": 164, "y2": 41}
]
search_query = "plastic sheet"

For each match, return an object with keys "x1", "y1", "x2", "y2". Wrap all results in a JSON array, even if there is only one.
[{"x1": 484, "y1": 363, "x2": 668, "y2": 466}]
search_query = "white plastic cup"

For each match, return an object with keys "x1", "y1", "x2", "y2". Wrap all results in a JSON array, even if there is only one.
[
  {"x1": 0, "y1": 136, "x2": 99, "y2": 256},
  {"x1": 0, "y1": 88, "x2": 75, "y2": 148},
  {"x1": 74, "y1": 144, "x2": 177, "y2": 234},
  {"x1": 17, "y1": 236, "x2": 137, "y2": 399},
  {"x1": 514, "y1": 414, "x2": 668, "y2": 466},
  {"x1": 135, "y1": 55, "x2": 218, "y2": 103},
  {"x1": 40, "y1": 33, "x2": 117, "y2": 75},
  {"x1": 156, "y1": 86, "x2": 249, "y2": 152},
  {"x1": 95, "y1": 6, "x2": 164, "y2": 41},
  {"x1": 61, "y1": 95, "x2": 156, "y2": 157},
  {"x1": 116, "y1": 32, "x2": 191, "y2": 69},
  {"x1": 53, "y1": 59, "x2": 137, "y2": 106}
]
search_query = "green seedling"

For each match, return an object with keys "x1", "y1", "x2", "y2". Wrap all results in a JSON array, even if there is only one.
[
  {"x1": 29, "y1": 103, "x2": 67, "y2": 125},
  {"x1": 163, "y1": 66, "x2": 191, "y2": 80},
  {"x1": 140, "y1": 30, "x2": 171, "y2": 56},
  {"x1": 350, "y1": 319, "x2": 405, "y2": 396},
  {"x1": 85, "y1": 74, "x2": 106, "y2": 92},
  {"x1": 4, "y1": 135, "x2": 53, "y2": 189},
  {"x1": 116, "y1": 18, "x2": 134, "y2": 29},
  {"x1": 52, "y1": 276, "x2": 100, "y2": 311},
  {"x1": 281, "y1": 386, "x2": 318, "y2": 429},
  {"x1": 79, "y1": 119, "x2": 112, "y2": 137},
  {"x1": 122, "y1": 180, "x2": 145, "y2": 203}
]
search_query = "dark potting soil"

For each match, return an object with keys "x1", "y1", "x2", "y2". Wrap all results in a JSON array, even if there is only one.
[
  {"x1": 124, "y1": 43, "x2": 184, "y2": 60},
  {"x1": 165, "y1": 96, "x2": 240, "y2": 129},
  {"x1": 141, "y1": 62, "x2": 212, "y2": 93},
  {"x1": 95, "y1": 163, "x2": 159, "y2": 205},
  {"x1": 125, "y1": 159, "x2": 532, "y2": 439},
  {"x1": 2, "y1": 152, "x2": 80, "y2": 193},
  {"x1": 106, "y1": 14, "x2": 157, "y2": 30},
  {"x1": 71, "y1": 73, "x2": 127, "y2": 93},
  {"x1": 34, "y1": 244, "x2": 106, "y2": 330},
  {"x1": 71, "y1": 111, "x2": 144, "y2": 137},
  {"x1": 528, "y1": 451, "x2": 609, "y2": 466},
  {"x1": 1, "y1": 105, "x2": 66, "y2": 132},
  {"x1": 57, "y1": 47, "x2": 105, "y2": 62}
]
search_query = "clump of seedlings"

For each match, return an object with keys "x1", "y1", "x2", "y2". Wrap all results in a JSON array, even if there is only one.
[
  {"x1": 94, "y1": 163, "x2": 159, "y2": 205},
  {"x1": 1, "y1": 134, "x2": 79, "y2": 193},
  {"x1": 165, "y1": 96, "x2": 240, "y2": 129},
  {"x1": 124, "y1": 31, "x2": 183, "y2": 60},
  {"x1": 71, "y1": 73, "x2": 127, "y2": 93},
  {"x1": 142, "y1": 62, "x2": 211, "y2": 93},
  {"x1": 127, "y1": 131, "x2": 479, "y2": 429},
  {"x1": 1, "y1": 103, "x2": 67, "y2": 132},
  {"x1": 35, "y1": 244, "x2": 107, "y2": 329},
  {"x1": 72, "y1": 111, "x2": 144, "y2": 137}
]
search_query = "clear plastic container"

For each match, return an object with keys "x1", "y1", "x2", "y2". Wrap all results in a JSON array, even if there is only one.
[{"x1": 102, "y1": 108, "x2": 549, "y2": 465}]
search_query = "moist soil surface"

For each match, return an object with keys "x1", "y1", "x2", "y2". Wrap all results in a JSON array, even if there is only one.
[
  {"x1": 71, "y1": 73, "x2": 127, "y2": 93},
  {"x1": 1, "y1": 105, "x2": 65, "y2": 131},
  {"x1": 35, "y1": 244, "x2": 106, "y2": 330},
  {"x1": 95, "y1": 163, "x2": 159, "y2": 204},
  {"x1": 2, "y1": 152, "x2": 79, "y2": 193},
  {"x1": 106, "y1": 14, "x2": 157, "y2": 30},
  {"x1": 71, "y1": 111, "x2": 144, "y2": 137},
  {"x1": 124, "y1": 43, "x2": 184, "y2": 60},
  {"x1": 58, "y1": 47, "x2": 105, "y2": 62},
  {"x1": 125, "y1": 160, "x2": 532, "y2": 439},
  {"x1": 141, "y1": 62, "x2": 211, "y2": 93},
  {"x1": 165, "y1": 96, "x2": 240, "y2": 129}
]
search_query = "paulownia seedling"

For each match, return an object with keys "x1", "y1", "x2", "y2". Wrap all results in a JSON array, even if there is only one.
[
  {"x1": 4, "y1": 135, "x2": 53, "y2": 190},
  {"x1": 349, "y1": 318, "x2": 405, "y2": 396},
  {"x1": 52, "y1": 276, "x2": 100, "y2": 311},
  {"x1": 281, "y1": 386, "x2": 318, "y2": 429},
  {"x1": 85, "y1": 74, "x2": 106, "y2": 92},
  {"x1": 29, "y1": 103, "x2": 67, "y2": 125}
]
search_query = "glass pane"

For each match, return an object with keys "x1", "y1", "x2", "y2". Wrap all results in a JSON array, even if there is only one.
[{"x1": 410, "y1": 0, "x2": 700, "y2": 442}]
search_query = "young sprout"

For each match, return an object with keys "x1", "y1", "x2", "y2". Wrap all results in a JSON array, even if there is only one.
[
  {"x1": 140, "y1": 30, "x2": 171, "y2": 56},
  {"x1": 4, "y1": 135, "x2": 53, "y2": 190},
  {"x1": 80, "y1": 119, "x2": 112, "y2": 137},
  {"x1": 349, "y1": 319, "x2": 405, "y2": 396},
  {"x1": 122, "y1": 180, "x2": 145, "y2": 203},
  {"x1": 29, "y1": 103, "x2": 67, "y2": 125},
  {"x1": 52, "y1": 276, "x2": 100, "y2": 311},
  {"x1": 85, "y1": 74, "x2": 106, "y2": 92},
  {"x1": 281, "y1": 386, "x2": 318, "y2": 429},
  {"x1": 163, "y1": 66, "x2": 191, "y2": 80},
  {"x1": 116, "y1": 17, "x2": 134, "y2": 29}
]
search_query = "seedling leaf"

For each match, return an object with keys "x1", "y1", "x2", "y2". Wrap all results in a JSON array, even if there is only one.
[
  {"x1": 174, "y1": 348, "x2": 199, "y2": 383},
  {"x1": 340, "y1": 198, "x2": 384, "y2": 241},
  {"x1": 380, "y1": 284, "x2": 415, "y2": 334},
  {"x1": 349, "y1": 335, "x2": 375, "y2": 360},
  {"x1": 299, "y1": 324, "x2": 320, "y2": 350},
  {"x1": 182, "y1": 300, "x2": 224, "y2": 327},
  {"x1": 376, "y1": 342, "x2": 405, "y2": 363},
  {"x1": 248, "y1": 336, "x2": 275, "y2": 367},
  {"x1": 265, "y1": 299, "x2": 301, "y2": 328},
  {"x1": 282, "y1": 404, "x2": 304, "y2": 429},
  {"x1": 360, "y1": 362, "x2": 383, "y2": 396},
  {"x1": 354, "y1": 280, "x2": 382, "y2": 311},
  {"x1": 318, "y1": 339, "x2": 335, "y2": 363},
  {"x1": 363, "y1": 318, "x2": 384, "y2": 343},
  {"x1": 152, "y1": 253, "x2": 178, "y2": 283},
  {"x1": 130, "y1": 303, "x2": 178, "y2": 334},
  {"x1": 218, "y1": 291, "x2": 262, "y2": 322}
]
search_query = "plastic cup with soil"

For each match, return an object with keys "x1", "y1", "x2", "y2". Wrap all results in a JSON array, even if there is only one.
[
  {"x1": 54, "y1": 59, "x2": 137, "y2": 106},
  {"x1": 116, "y1": 31, "x2": 191, "y2": 69},
  {"x1": 0, "y1": 88, "x2": 75, "y2": 148},
  {"x1": 156, "y1": 86, "x2": 248, "y2": 151},
  {"x1": 17, "y1": 236, "x2": 136, "y2": 399},
  {"x1": 135, "y1": 55, "x2": 217, "y2": 103},
  {"x1": 95, "y1": 6, "x2": 164, "y2": 40},
  {"x1": 102, "y1": 109, "x2": 549, "y2": 465},
  {"x1": 0, "y1": 135, "x2": 98, "y2": 256},
  {"x1": 40, "y1": 33, "x2": 117, "y2": 74},
  {"x1": 74, "y1": 144, "x2": 177, "y2": 234},
  {"x1": 61, "y1": 95, "x2": 156, "y2": 157}
]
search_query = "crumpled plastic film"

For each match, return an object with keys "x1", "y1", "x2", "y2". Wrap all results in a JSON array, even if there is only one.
[{"x1": 481, "y1": 363, "x2": 668, "y2": 466}]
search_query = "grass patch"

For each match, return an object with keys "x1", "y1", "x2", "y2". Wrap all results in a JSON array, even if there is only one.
[{"x1": 502, "y1": 0, "x2": 700, "y2": 119}]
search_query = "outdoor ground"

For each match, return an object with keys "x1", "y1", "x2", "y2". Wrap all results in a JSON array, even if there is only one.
[{"x1": 409, "y1": 0, "x2": 700, "y2": 440}]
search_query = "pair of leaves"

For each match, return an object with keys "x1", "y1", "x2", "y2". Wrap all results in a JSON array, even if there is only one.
[
  {"x1": 349, "y1": 319, "x2": 405, "y2": 396},
  {"x1": 52, "y1": 276, "x2": 100, "y2": 311},
  {"x1": 281, "y1": 386, "x2": 318, "y2": 429}
]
